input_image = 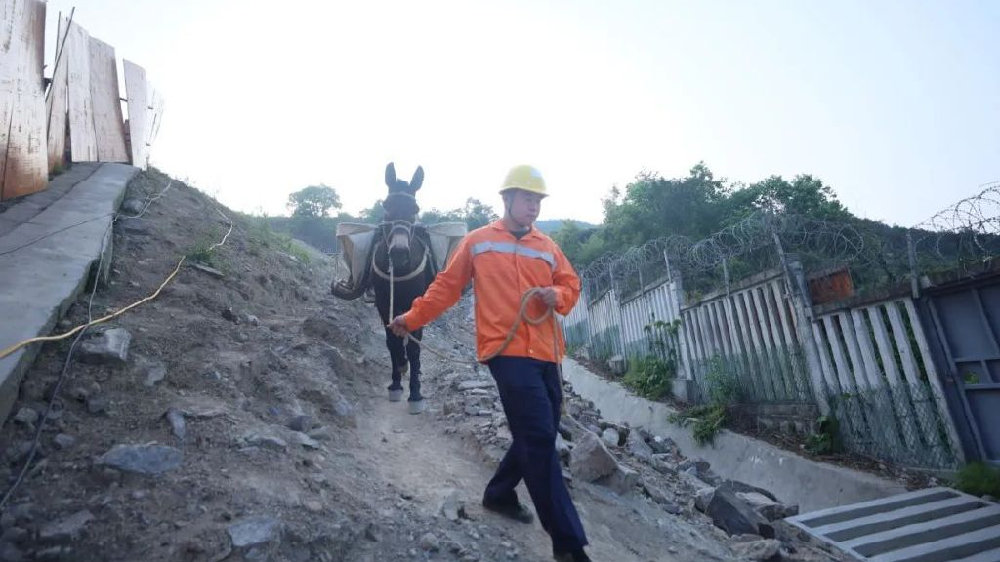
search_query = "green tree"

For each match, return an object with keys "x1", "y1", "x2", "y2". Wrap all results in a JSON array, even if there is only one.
[
  {"x1": 420, "y1": 198, "x2": 498, "y2": 230},
  {"x1": 358, "y1": 199, "x2": 385, "y2": 223},
  {"x1": 287, "y1": 184, "x2": 342, "y2": 218}
]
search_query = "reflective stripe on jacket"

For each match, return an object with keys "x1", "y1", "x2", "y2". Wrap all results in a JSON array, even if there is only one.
[{"x1": 402, "y1": 220, "x2": 581, "y2": 363}]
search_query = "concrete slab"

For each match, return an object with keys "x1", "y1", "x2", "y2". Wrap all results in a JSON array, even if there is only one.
[
  {"x1": 0, "y1": 163, "x2": 138, "y2": 423},
  {"x1": 786, "y1": 487, "x2": 1000, "y2": 561},
  {"x1": 560, "y1": 358, "x2": 907, "y2": 512}
]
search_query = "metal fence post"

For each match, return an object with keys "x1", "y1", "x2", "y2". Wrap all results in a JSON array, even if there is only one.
[
  {"x1": 907, "y1": 231, "x2": 920, "y2": 299},
  {"x1": 786, "y1": 258, "x2": 831, "y2": 415}
]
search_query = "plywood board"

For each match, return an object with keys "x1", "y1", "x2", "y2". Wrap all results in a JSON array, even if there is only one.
[
  {"x1": 0, "y1": 0, "x2": 48, "y2": 200},
  {"x1": 46, "y1": 14, "x2": 70, "y2": 173},
  {"x1": 65, "y1": 18, "x2": 97, "y2": 162},
  {"x1": 88, "y1": 37, "x2": 127, "y2": 162},
  {"x1": 147, "y1": 86, "x2": 164, "y2": 148},
  {"x1": 122, "y1": 59, "x2": 148, "y2": 168}
]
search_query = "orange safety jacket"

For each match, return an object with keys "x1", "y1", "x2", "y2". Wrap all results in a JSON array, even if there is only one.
[{"x1": 402, "y1": 220, "x2": 581, "y2": 363}]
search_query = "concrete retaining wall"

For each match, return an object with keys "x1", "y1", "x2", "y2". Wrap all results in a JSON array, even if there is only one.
[{"x1": 561, "y1": 358, "x2": 908, "y2": 512}]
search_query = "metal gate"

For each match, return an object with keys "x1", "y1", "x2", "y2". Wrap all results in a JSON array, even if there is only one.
[{"x1": 922, "y1": 273, "x2": 1000, "y2": 465}]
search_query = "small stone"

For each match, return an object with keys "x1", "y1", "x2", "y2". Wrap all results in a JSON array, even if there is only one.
[
  {"x1": 306, "y1": 426, "x2": 333, "y2": 441},
  {"x1": 121, "y1": 198, "x2": 145, "y2": 215},
  {"x1": 141, "y1": 362, "x2": 167, "y2": 387},
  {"x1": 419, "y1": 532, "x2": 440, "y2": 551},
  {"x1": 2, "y1": 525, "x2": 28, "y2": 544},
  {"x1": 456, "y1": 380, "x2": 493, "y2": 391},
  {"x1": 286, "y1": 415, "x2": 313, "y2": 432},
  {"x1": 190, "y1": 262, "x2": 225, "y2": 279},
  {"x1": 13, "y1": 408, "x2": 38, "y2": 426},
  {"x1": 86, "y1": 395, "x2": 109, "y2": 415},
  {"x1": 32, "y1": 546, "x2": 69, "y2": 561},
  {"x1": 601, "y1": 428, "x2": 620, "y2": 448},
  {"x1": 98, "y1": 443, "x2": 183, "y2": 475},
  {"x1": 78, "y1": 328, "x2": 131, "y2": 366},
  {"x1": 330, "y1": 392, "x2": 356, "y2": 427},
  {"x1": 364, "y1": 522, "x2": 380, "y2": 542},
  {"x1": 38, "y1": 510, "x2": 93, "y2": 544},
  {"x1": 52, "y1": 434, "x2": 76, "y2": 450},
  {"x1": 439, "y1": 489, "x2": 466, "y2": 521},
  {"x1": 228, "y1": 516, "x2": 281, "y2": 548},
  {"x1": 648, "y1": 435, "x2": 676, "y2": 455},
  {"x1": 246, "y1": 315, "x2": 260, "y2": 326},
  {"x1": 303, "y1": 501, "x2": 323, "y2": 513},
  {"x1": 241, "y1": 432, "x2": 287, "y2": 452},
  {"x1": 731, "y1": 539, "x2": 781, "y2": 560},
  {"x1": 289, "y1": 432, "x2": 321, "y2": 450},
  {"x1": 0, "y1": 541, "x2": 23, "y2": 562},
  {"x1": 165, "y1": 409, "x2": 186, "y2": 440}
]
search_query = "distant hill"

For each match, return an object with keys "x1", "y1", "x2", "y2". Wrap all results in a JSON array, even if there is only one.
[{"x1": 535, "y1": 219, "x2": 597, "y2": 234}]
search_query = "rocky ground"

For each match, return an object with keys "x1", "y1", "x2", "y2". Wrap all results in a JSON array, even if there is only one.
[{"x1": 0, "y1": 168, "x2": 848, "y2": 561}]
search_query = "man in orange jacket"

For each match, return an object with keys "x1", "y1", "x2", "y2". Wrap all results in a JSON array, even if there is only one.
[{"x1": 389, "y1": 165, "x2": 591, "y2": 562}]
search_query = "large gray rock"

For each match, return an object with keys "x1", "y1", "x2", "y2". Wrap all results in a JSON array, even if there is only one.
[
  {"x1": 228, "y1": 516, "x2": 281, "y2": 548},
  {"x1": 98, "y1": 444, "x2": 183, "y2": 475},
  {"x1": 569, "y1": 431, "x2": 617, "y2": 482},
  {"x1": 38, "y1": 510, "x2": 93, "y2": 544},
  {"x1": 606, "y1": 464, "x2": 639, "y2": 495},
  {"x1": 731, "y1": 539, "x2": 781, "y2": 560},
  {"x1": 555, "y1": 434, "x2": 572, "y2": 464},
  {"x1": 695, "y1": 487, "x2": 716, "y2": 513},
  {"x1": 705, "y1": 488, "x2": 773, "y2": 538},
  {"x1": 626, "y1": 431, "x2": 653, "y2": 461},
  {"x1": 79, "y1": 328, "x2": 131, "y2": 366},
  {"x1": 719, "y1": 480, "x2": 778, "y2": 502}
]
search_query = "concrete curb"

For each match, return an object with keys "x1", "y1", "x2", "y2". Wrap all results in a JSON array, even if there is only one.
[
  {"x1": 561, "y1": 358, "x2": 908, "y2": 512},
  {"x1": 0, "y1": 163, "x2": 138, "y2": 423}
]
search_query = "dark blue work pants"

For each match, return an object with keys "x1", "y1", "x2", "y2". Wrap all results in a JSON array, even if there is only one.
[{"x1": 484, "y1": 356, "x2": 588, "y2": 552}]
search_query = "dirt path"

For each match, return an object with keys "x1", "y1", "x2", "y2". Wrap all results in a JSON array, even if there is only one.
[{"x1": 349, "y1": 312, "x2": 735, "y2": 562}]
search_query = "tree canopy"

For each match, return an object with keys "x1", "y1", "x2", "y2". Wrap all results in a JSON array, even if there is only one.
[
  {"x1": 555, "y1": 163, "x2": 854, "y2": 266},
  {"x1": 287, "y1": 184, "x2": 342, "y2": 218}
]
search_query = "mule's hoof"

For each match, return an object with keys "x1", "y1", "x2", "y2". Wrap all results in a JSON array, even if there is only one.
[
  {"x1": 408, "y1": 400, "x2": 426, "y2": 415},
  {"x1": 388, "y1": 389, "x2": 404, "y2": 402}
]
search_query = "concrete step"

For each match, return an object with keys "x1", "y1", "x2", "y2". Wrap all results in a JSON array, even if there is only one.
[{"x1": 786, "y1": 487, "x2": 1000, "y2": 561}]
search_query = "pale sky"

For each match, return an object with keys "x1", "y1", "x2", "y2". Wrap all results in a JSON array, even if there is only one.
[{"x1": 44, "y1": 0, "x2": 999, "y2": 226}]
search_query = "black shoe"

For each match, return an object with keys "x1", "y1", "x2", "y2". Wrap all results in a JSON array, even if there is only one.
[
  {"x1": 553, "y1": 548, "x2": 592, "y2": 562},
  {"x1": 482, "y1": 498, "x2": 534, "y2": 524}
]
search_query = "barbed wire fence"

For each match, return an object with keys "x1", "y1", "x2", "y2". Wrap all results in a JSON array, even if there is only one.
[
  {"x1": 580, "y1": 182, "x2": 1000, "y2": 311},
  {"x1": 566, "y1": 183, "x2": 1000, "y2": 470}
]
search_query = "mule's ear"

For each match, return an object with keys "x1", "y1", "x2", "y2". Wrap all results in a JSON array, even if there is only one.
[
  {"x1": 385, "y1": 162, "x2": 397, "y2": 188},
  {"x1": 410, "y1": 166, "x2": 424, "y2": 192}
]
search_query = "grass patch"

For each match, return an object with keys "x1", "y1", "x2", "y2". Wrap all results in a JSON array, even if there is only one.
[{"x1": 955, "y1": 462, "x2": 1000, "y2": 497}]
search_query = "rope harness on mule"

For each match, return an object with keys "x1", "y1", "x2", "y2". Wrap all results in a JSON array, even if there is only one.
[{"x1": 387, "y1": 262, "x2": 567, "y2": 411}]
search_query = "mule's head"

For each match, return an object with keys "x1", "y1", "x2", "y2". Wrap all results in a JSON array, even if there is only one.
[{"x1": 380, "y1": 162, "x2": 424, "y2": 271}]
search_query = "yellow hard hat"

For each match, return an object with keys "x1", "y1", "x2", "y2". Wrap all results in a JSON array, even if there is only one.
[{"x1": 500, "y1": 165, "x2": 548, "y2": 197}]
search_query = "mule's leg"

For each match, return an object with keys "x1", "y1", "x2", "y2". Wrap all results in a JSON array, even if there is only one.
[
  {"x1": 405, "y1": 327, "x2": 425, "y2": 413},
  {"x1": 384, "y1": 328, "x2": 407, "y2": 402}
]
